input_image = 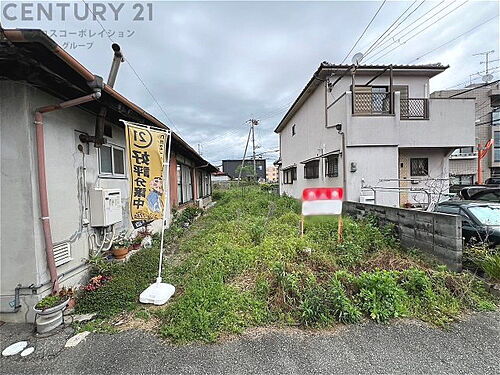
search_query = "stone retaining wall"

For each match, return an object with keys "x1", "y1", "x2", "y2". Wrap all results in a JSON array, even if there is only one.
[{"x1": 343, "y1": 201, "x2": 463, "y2": 272}]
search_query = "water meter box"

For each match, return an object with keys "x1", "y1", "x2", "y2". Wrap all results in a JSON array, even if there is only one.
[{"x1": 89, "y1": 188, "x2": 123, "y2": 227}]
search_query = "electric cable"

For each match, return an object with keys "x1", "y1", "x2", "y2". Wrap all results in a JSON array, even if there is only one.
[
  {"x1": 367, "y1": 1, "x2": 470, "y2": 63},
  {"x1": 340, "y1": 0, "x2": 387, "y2": 64},
  {"x1": 80, "y1": 0, "x2": 182, "y2": 135},
  {"x1": 407, "y1": 15, "x2": 498, "y2": 63}
]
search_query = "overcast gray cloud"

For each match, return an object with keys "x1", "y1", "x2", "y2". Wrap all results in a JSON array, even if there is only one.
[{"x1": 2, "y1": 1, "x2": 498, "y2": 166}]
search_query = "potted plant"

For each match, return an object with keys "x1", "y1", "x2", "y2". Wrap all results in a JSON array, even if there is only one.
[
  {"x1": 130, "y1": 236, "x2": 142, "y2": 250},
  {"x1": 112, "y1": 238, "x2": 130, "y2": 259},
  {"x1": 136, "y1": 227, "x2": 153, "y2": 249},
  {"x1": 33, "y1": 294, "x2": 69, "y2": 333}
]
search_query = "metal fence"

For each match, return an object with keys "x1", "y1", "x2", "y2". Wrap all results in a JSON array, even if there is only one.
[
  {"x1": 400, "y1": 98, "x2": 429, "y2": 120},
  {"x1": 353, "y1": 92, "x2": 391, "y2": 115}
]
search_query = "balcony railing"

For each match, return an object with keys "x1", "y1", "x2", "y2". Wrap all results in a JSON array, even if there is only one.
[
  {"x1": 353, "y1": 92, "x2": 391, "y2": 115},
  {"x1": 400, "y1": 98, "x2": 429, "y2": 120}
]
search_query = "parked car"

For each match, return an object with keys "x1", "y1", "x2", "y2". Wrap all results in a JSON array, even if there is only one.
[
  {"x1": 434, "y1": 201, "x2": 500, "y2": 247},
  {"x1": 468, "y1": 188, "x2": 500, "y2": 203},
  {"x1": 457, "y1": 186, "x2": 488, "y2": 200},
  {"x1": 484, "y1": 177, "x2": 500, "y2": 186}
]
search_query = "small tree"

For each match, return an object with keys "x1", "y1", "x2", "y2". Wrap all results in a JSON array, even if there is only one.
[{"x1": 235, "y1": 165, "x2": 255, "y2": 180}]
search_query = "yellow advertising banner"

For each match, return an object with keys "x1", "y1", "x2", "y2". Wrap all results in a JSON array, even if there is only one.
[{"x1": 125, "y1": 122, "x2": 168, "y2": 227}]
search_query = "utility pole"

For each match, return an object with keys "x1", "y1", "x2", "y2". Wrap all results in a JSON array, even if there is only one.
[
  {"x1": 250, "y1": 119, "x2": 259, "y2": 181},
  {"x1": 197, "y1": 143, "x2": 202, "y2": 155},
  {"x1": 237, "y1": 123, "x2": 252, "y2": 183},
  {"x1": 473, "y1": 50, "x2": 495, "y2": 81}
]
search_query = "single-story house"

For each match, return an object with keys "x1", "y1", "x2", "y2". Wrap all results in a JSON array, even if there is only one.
[{"x1": 0, "y1": 28, "x2": 217, "y2": 322}]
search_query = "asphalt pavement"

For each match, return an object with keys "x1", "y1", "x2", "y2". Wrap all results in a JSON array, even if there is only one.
[{"x1": 1, "y1": 312, "x2": 499, "y2": 374}]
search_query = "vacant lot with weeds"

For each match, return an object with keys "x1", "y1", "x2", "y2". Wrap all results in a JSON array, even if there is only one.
[{"x1": 77, "y1": 187, "x2": 498, "y2": 343}]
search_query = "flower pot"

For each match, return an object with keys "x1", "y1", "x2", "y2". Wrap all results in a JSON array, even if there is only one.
[
  {"x1": 112, "y1": 247, "x2": 129, "y2": 260},
  {"x1": 33, "y1": 298, "x2": 69, "y2": 334}
]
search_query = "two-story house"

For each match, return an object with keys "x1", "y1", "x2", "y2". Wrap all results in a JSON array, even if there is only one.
[{"x1": 275, "y1": 62, "x2": 475, "y2": 208}]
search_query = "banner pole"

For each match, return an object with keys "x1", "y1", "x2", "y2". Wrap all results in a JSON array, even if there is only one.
[
  {"x1": 157, "y1": 130, "x2": 172, "y2": 282},
  {"x1": 300, "y1": 215, "x2": 304, "y2": 238}
]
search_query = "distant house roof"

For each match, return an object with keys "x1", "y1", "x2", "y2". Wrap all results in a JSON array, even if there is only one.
[
  {"x1": 0, "y1": 28, "x2": 217, "y2": 172},
  {"x1": 212, "y1": 171, "x2": 229, "y2": 176},
  {"x1": 274, "y1": 61, "x2": 448, "y2": 133}
]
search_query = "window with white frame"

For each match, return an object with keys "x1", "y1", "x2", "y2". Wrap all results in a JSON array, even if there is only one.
[
  {"x1": 99, "y1": 144, "x2": 125, "y2": 177},
  {"x1": 197, "y1": 170, "x2": 211, "y2": 197},
  {"x1": 283, "y1": 167, "x2": 296, "y2": 184},
  {"x1": 177, "y1": 163, "x2": 194, "y2": 204}
]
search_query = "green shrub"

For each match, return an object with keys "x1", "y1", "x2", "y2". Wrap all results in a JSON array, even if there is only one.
[
  {"x1": 157, "y1": 282, "x2": 265, "y2": 343},
  {"x1": 356, "y1": 271, "x2": 407, "y2": 323},
  {"x1": 326, "y1": 276, "x2": 362, "y2": 324}
]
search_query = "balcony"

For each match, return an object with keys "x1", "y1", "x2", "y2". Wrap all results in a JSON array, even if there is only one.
[
  {"x1": 328, "y1": 91, "x2": 475, "y2": 149},
  {"x1": 353, "y1": 92, "x2": 391, "y2": 116},
  {"x1": 352, "y1": 94, "x2": 429, "y2": 120},
  {"x1": 400, "y1": 98, "x2": 429, "y2": 120}
]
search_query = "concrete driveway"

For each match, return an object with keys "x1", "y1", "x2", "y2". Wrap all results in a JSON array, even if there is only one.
[{"x1": 1, "y1": 312, "x2": 499, "y2": 374}]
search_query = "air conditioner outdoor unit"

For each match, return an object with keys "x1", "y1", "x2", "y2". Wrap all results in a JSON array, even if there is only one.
[{"x1": 89, "y1": 188, "x2": 123, "y2": 227}]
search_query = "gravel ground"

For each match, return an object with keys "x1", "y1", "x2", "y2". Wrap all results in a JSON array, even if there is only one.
[{"x1": 1, "y1": 312, "x2": 499, "y2": 375}]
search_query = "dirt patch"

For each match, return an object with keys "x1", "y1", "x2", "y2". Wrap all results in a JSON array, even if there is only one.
[
  {"x1": 354, "y1": 249, "x2": 430, "y2": 273},
  {"x1": 231, "y1": 270, "x2": 258, "y2": 292},
  {"x1": 109, "y1": 310, "x2": 162, "y2": 332}
]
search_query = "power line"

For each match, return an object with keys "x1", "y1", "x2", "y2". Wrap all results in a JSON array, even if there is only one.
[
  {"x1": 80, "y1": 0, "x2": 182, "y2": 135},
  {"x1": 369, "y1": 1, "x2": 470, "y2": 63},
  {"x1": 444, "y1": 66, "x2": 500, "y2": 90},
  {"x1": 364, "y1": 0, "x2": 447, "y2": 61},
  {"x1": 367, "y1": 1, "x2": 470, "y2": 63},
  {"x1": 340, "y1": 0, "x2": 387, "y2": 64},
  {"x1": 447, "y1": 79, "x2": 500, "y2": 98},
  {"x1": 362, "y1": 0, "x2": 424, "y2": 59},
  {"x1": 407, "y1": 15, "x2": 498, "y2": 64},
  {"x1": 475, "y1": 118, "x2": 499, "y2": 127}
]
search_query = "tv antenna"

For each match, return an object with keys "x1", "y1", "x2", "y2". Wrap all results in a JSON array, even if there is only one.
[
  {"x1": 473, "y1": 49, "x2": 495, "y2": 82},
  {"x1": 352, "y1": 52, "x2": 364, "y2": 65}
]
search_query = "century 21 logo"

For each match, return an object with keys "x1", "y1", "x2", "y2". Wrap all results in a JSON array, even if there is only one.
[{"x1": 132, "y1": 128, "x2": 152, "y2": 148}]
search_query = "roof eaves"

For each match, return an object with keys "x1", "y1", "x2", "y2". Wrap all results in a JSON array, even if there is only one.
[
  {"x1": 3, "y1": 28, "x2": 217, "y2": 171},
  {"x1": 273, "y1": 62, "x2": 449, "y2": 134}
]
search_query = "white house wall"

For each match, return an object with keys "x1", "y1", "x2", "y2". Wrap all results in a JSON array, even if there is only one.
[
  {"x1": 1, "y1": 81, "x2": 41, "y2": 319},
  {"x1": 278, "y1": 70, "x2": 474, "y2": 208},
  {"x1": 280, "y1": 83, "x2": 343, "y2": 198},
  {"x1": 1, "y1": 81, "x2": 131, "y2": 322}
]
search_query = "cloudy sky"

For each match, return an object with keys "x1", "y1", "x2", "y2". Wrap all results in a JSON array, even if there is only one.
[{"x1": 2, "y1": 0, "x2": 499, "y2": 166}]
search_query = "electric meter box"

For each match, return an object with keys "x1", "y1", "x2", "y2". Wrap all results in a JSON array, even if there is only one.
[{"x1": 89, "y1": 188, "x2": 123, "y2": 227}]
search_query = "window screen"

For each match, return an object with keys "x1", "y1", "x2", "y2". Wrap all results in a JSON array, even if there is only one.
[
  {"x1": 325, "y1": 155, "x2": 339, "y2": 177},
  {"x1": 410, "y1": 158, "x2": 428, "y2": 176},
  {"x1": 304, "y1": 160, "x2": 319, "y2": 179}
]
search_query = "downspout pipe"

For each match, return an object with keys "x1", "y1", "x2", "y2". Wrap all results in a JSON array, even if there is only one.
[{"x1": 34, "y1": 91, "x2": 101, "y2": 294}]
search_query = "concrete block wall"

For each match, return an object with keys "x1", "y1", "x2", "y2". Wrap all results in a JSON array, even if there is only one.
[{"x1": 343, "y1": 201, "x2": 463, "y2": 271}]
